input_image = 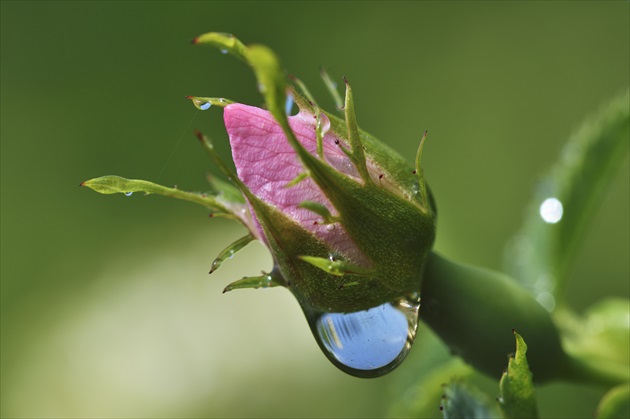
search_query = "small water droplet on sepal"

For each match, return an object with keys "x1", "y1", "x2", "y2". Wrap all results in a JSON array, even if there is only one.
[
  {"x1": 124, "y1": 191, "x2": 133, "y2": 197},
  {"x1": 301, "y1": 292, "x2": 421, "y2": 378},
  {"x1": 192, "y1": 99, "x2": 212, "y2": 110}
]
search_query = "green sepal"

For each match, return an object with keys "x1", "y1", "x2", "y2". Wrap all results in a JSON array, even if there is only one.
[
  {"x1": 342, "y1": 78, "x2": 371, "y2": 183},
  {"x1": 205, "y1": 173, "x2": 245, "y2": 205},
  {"x1": 186, "y1": 95, "x2": 234, "y2": 109},
  {"x1": 440, "y1": 381, "x2": 500, "y2": 419},
  {"x1": 322, "y1": 108, "x2": 435, "y2": 214},
  {"x1": 81, "y1": 175, "x2": 237, "y2": 218},
  {"x1": 288, "y1": 74, "x2": 326, "y2": 158},
  {"x1": 223, "y1": 272, "x2": 283, "y2": 293},
  {"x1": 414, "y1": 130, "x2": 430, "y2": 211},
  {"x1": 288, "y1": 74, "x2": 317, "y2": 105},
  {"x1": 192, "y1": 32, "x2": 249, "y2": 63},
  {"x1": 319, "y1": 67, "x2": 343, "y2": 112},
  {"x1": 596, "y1": 384, "x2": 630, "y2": 419},
  {"x1": 298, "y1": 255, "x2": 371, "y2": 277},
  {"x1": 284, "y1": 172, "x2": 309, "y2": 188},
  {"x1": 497, "y1": 331, "x2": 539, "y2": 419},
  {"x1": 297, "y1": 201, "x2": 338, "y2": 224},
  {"x1": 210, "y1": 234, "x2": 254, "y2": 274}
]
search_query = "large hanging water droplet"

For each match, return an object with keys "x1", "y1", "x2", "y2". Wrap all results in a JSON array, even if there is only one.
[
  {"x1": 303, "y1": 293, "x2": 420, "y2": 378},
  {"x1": 192, "y1": 99, "x2": 212, "y2": 111}
]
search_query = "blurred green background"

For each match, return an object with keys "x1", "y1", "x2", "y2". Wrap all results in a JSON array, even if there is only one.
[{"x1": 1, "y1": 1, "x2": 628, "y2": 418}]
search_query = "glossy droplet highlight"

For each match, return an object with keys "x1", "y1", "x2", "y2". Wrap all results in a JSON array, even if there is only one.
[
  {"x1": 192, "y1": 99, "x2": 212, "y2": 111},
  {"x1": 285, "y1": 94, "x2": 294, "y2": 115},
  {"x1": 124, "y1": 192, "x2": 133, "y2": 197},
  {"x1": 539, "y1": 197, "x2": 563, "y2": 224},
  {"x1": 303, "y1": 293, "x2": 420, "y2": 378},
  {"x1": 220, "y1": 49, "x2": 228, "y2": 54}
]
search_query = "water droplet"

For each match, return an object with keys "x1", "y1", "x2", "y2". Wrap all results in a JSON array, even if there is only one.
[
  {"x1": 192, "y1": 99, "x2": 212, "y2": 111},
  {"x1": 326, "y1": 224, "x2": 335, "y2": 231},
  {"x1": 220, "y1": 49, "x2": 228, "y2": 54},
  {"x1": 304, "y1": 293, "x2": 421, "y2": 378},
  {"x1": 124, "y1": 192, "x2": 133, "y2": 197},
  {"x1": 285, "y1": 94, "x2": 294, "y2": 115},
  {"x1": 539, "y1": 197, "x2": 563, "y2": 224}
]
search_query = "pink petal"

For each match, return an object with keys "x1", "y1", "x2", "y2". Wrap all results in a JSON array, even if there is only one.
[{"x1": 224, "y1": 103, "x2": 366, "y2": 264}]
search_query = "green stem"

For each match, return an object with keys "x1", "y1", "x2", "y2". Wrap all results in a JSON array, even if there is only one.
[{"x1": 420, "y1": 252, "x2": 570, "y2": 383}]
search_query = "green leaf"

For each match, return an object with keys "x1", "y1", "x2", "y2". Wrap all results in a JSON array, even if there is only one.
[
  {"x1": 557, "y1": 298, "x2": 630, "y2": 386},
  {"x1": 440, "y1": 381, "x2": 500, "y2": 419},
  {"x1": 498, "y1": 331, "x2": 538, "y2": 419},
  {"x1": 506, "y1": 91, "x2": 630, "y2": 306},
  {"x1": 596, "y1": 384, "x2": 630, "y2": 419}
]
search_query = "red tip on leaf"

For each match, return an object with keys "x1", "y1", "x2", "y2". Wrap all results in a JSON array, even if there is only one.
[
  {"x1": 512, "y1": 328, "x2": 516, "y2": 334},
  {"x1": 193, "y1": 130, "x2": 203, "y2": 141},
  {"x1": 191, "y1": 37, "x2": 199, "y2": 45},
  {"x1": 342, "y1": 76, "x2": 349, "y2": 84},
  {"x1": 185, "y1": 95, "x2": 193, "y2": 99},
  {"x1": 79, "y1": 181, "x2": 85, "y2": 187}
]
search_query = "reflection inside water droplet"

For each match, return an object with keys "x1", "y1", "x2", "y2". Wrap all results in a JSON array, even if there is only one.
[
  {"x1": 285, "y1": 94, "x2": 294, "y2": 115},
  {"x1": 303, "y1": 293, "x2": 420, "y2": 378},
  {"x1": 192, "y1": 99, "x2": 212, "y2": 111},
  {"x1": 124, "y1": 192, "x2": 133, "y2": 197}
]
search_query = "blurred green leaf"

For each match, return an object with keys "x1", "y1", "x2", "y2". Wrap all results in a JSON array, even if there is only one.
[
  {"x1": 440, "y1": 381, "x2": 500, "y2": 419},
  {"x1": 498, "y1": 331, "x2": 538, "y2": 419},
  {"x1": 557, "y1": 298, "x2": 630, "y2": 385},
  {"x1": 506, "y1": 91, "x2": 629, "y2": 307},
  {"x1": 387, "y1": 358, "x2": 473, "y2": 418},
  {"x1": 596, "y1": 384, "x2": 630, "y2": 419}
]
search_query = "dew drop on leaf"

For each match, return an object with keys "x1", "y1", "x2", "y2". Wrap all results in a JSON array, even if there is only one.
[{"x1": 124, "y1": 192, "x2": 133, "y2": 197}]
